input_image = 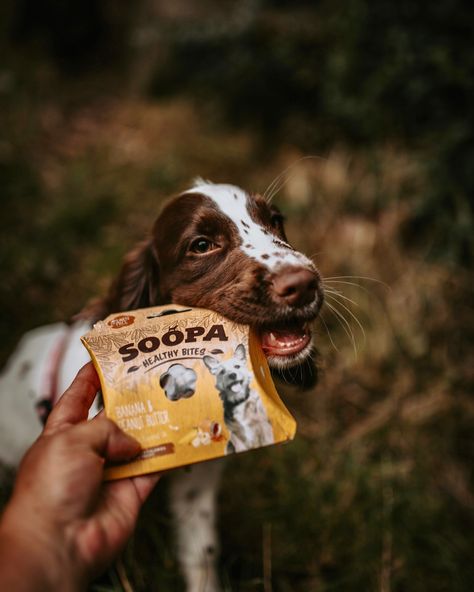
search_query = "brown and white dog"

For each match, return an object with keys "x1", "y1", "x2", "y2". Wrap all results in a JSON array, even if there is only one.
[{"x1": 0, "y1": 180, "x2": 323, "y2": 592}]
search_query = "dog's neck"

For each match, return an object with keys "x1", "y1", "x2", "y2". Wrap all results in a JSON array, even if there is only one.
[{"x1": 221, "y1": 387, "x2": 251, "y2": 422}]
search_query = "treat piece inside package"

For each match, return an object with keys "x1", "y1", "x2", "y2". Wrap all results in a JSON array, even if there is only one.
[{"x1": 81, "y1": 305, "x2": 297, "y2": 480}]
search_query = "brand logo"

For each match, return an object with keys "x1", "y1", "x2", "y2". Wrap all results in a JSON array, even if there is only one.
[
  {"x1": 108, "y1": 315, "x2": 135, "y2": 329},
  {"x1": 118, "y1": 324, "x2": 228, "y2": 363}
]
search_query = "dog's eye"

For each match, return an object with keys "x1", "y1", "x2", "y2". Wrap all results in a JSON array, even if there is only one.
[
  {"x1": 189, "y1": 238, "x2": 216, "y2": 254},
  {"x1": 270, "y1": 212, "x2": 285, "y2": 230}
]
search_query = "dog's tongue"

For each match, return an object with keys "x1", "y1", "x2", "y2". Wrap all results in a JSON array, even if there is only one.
[{"x1": 260, "y1": 325, "x2": 310, "y2": 356}]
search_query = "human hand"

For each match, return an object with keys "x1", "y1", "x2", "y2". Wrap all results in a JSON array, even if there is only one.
[{"x1": 0, "y1": 362, "x2": 159, "y2": 591}]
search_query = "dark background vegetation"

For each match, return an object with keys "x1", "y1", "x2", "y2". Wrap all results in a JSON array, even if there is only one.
[{"x1": 1, "y1": 1, "x2": 473, "y2": 590}]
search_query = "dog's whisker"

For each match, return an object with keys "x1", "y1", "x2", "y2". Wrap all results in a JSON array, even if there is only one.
[
  {"x1": 288, "y1": 364, "x2": 297, "y2": 384},
  {"x1": 323, "y1": 279, "x2": 376, "y2": 297},
  {"x1": 325, "y1": 293, "x2": 366, "y2": 344},
  {"x1": 324, "y1": 288, "x2": 360, "y2": 308},
  {"x1": 296, "y1": 365, "x2": 302, "y2": 384},
  {"x1": 263, "y1": 155, "x2": 327, "y2": 203},
  {"x1": 325, "y1": 300, "x2": 358, "y2": 357},
  {"x1": 319, "y1": 313, "x2": 339, "y2": 352},
  {"x1": 266, "y1": 169, "x2": 304, "y2": 204},
  {"x1": 266, "y1": 158, "x2": 324, "y2": 203},
  {"x1": 263, "y1": 159, "x2": 305, "y2": 202},
  {"x1": 325, "y1": 300, "x2": 355, "y2": 342},
  {"x1": 323, "y1": 275, "x2": 391, "y2": 290},
  {"x1": 293, "y1": 364, "x2": 301, "y2": 384}
]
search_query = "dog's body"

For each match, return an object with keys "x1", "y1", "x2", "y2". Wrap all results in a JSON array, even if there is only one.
[
  {"x1": 0, "y1": 322, "x2": 91, "y2": 466},
  {"x1": 0, "y1": 181, "x2": 323, "y2": 592}
]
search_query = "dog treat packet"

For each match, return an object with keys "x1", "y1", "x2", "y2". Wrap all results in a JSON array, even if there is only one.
[{"x1": 81, "y1": 305, "x2": 297, "y2": 480}]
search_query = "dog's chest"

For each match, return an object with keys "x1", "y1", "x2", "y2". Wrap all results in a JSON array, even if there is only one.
[{"x1": 226, "y1": 392, "x2": 270, "y2": 445}]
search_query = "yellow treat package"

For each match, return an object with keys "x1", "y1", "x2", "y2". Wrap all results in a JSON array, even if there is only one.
[{"x1": 81, "y1": 305, "x2": 297, "y2": 480}]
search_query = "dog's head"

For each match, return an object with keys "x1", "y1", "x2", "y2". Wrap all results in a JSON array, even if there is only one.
[
  {"x1": 203, "y1": 344, "x2": 251, "y2": 403},
  {"x1": 83, "y1": 181, "x2": 324, "y2": 388}
]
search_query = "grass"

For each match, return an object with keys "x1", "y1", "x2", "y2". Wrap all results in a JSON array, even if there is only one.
[{"x1": 0, "y1": 50, "x2": 473, "y2": 592}]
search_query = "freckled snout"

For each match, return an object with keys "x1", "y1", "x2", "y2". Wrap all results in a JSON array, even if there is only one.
[{"x1": 271, "y1": 266, "x2": 320, "y2": 307}]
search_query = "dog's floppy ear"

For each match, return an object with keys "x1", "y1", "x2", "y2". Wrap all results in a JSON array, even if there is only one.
[
  {"x1": 78, "y1": 238, "x2": 161, "y2": 322},
  {"x1": 203, "y1": 355, "x2": 220, "y2": 375},
  {"x1": 111, "y1": 238, "x2": 161, "y2": 312}
]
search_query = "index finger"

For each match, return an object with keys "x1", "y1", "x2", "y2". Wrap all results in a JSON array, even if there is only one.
[{"x1": 44, "y1": 362, "x2": 101, "y2": 434}]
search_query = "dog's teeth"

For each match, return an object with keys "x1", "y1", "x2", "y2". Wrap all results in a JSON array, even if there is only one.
[
  {"x1": 282, "y1": 336, "x2": 305, "y2": 348},
  {"x1": 267, "y1": 332, "x2": 307, "y2": 347}
]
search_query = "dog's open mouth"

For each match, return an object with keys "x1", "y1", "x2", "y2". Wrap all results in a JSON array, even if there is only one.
[
  {"x1": 230, "y1": 381, "x2": 243, "y2": 393},
  {"x1": 259, "y1": 322, "x2": 311, "y2": 358}
]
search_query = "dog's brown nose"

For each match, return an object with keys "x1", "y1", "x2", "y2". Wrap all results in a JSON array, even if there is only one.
[{"x1": 271, "y1": 266, "x2": 319, "y2": 307}]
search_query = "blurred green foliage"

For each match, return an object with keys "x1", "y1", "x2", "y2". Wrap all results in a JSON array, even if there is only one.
[
  {"x1": 0, "y1": 156, "x2": 118, "y2": 352},
  {"x1": 5, "y1": 0, "x2": 473, "y2": 264},
  {"x1": 150, "y1": 0, "x2": 474, "y2": 264}
]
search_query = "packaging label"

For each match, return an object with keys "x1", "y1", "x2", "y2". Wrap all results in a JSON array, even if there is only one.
[{"x1": 81, "y1": 305, "x2": 297, "y2": 480}]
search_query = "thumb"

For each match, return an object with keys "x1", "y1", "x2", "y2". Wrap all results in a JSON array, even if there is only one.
[{"x1": 74, "y1": 416, "x2": 142, "y2": 462}]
